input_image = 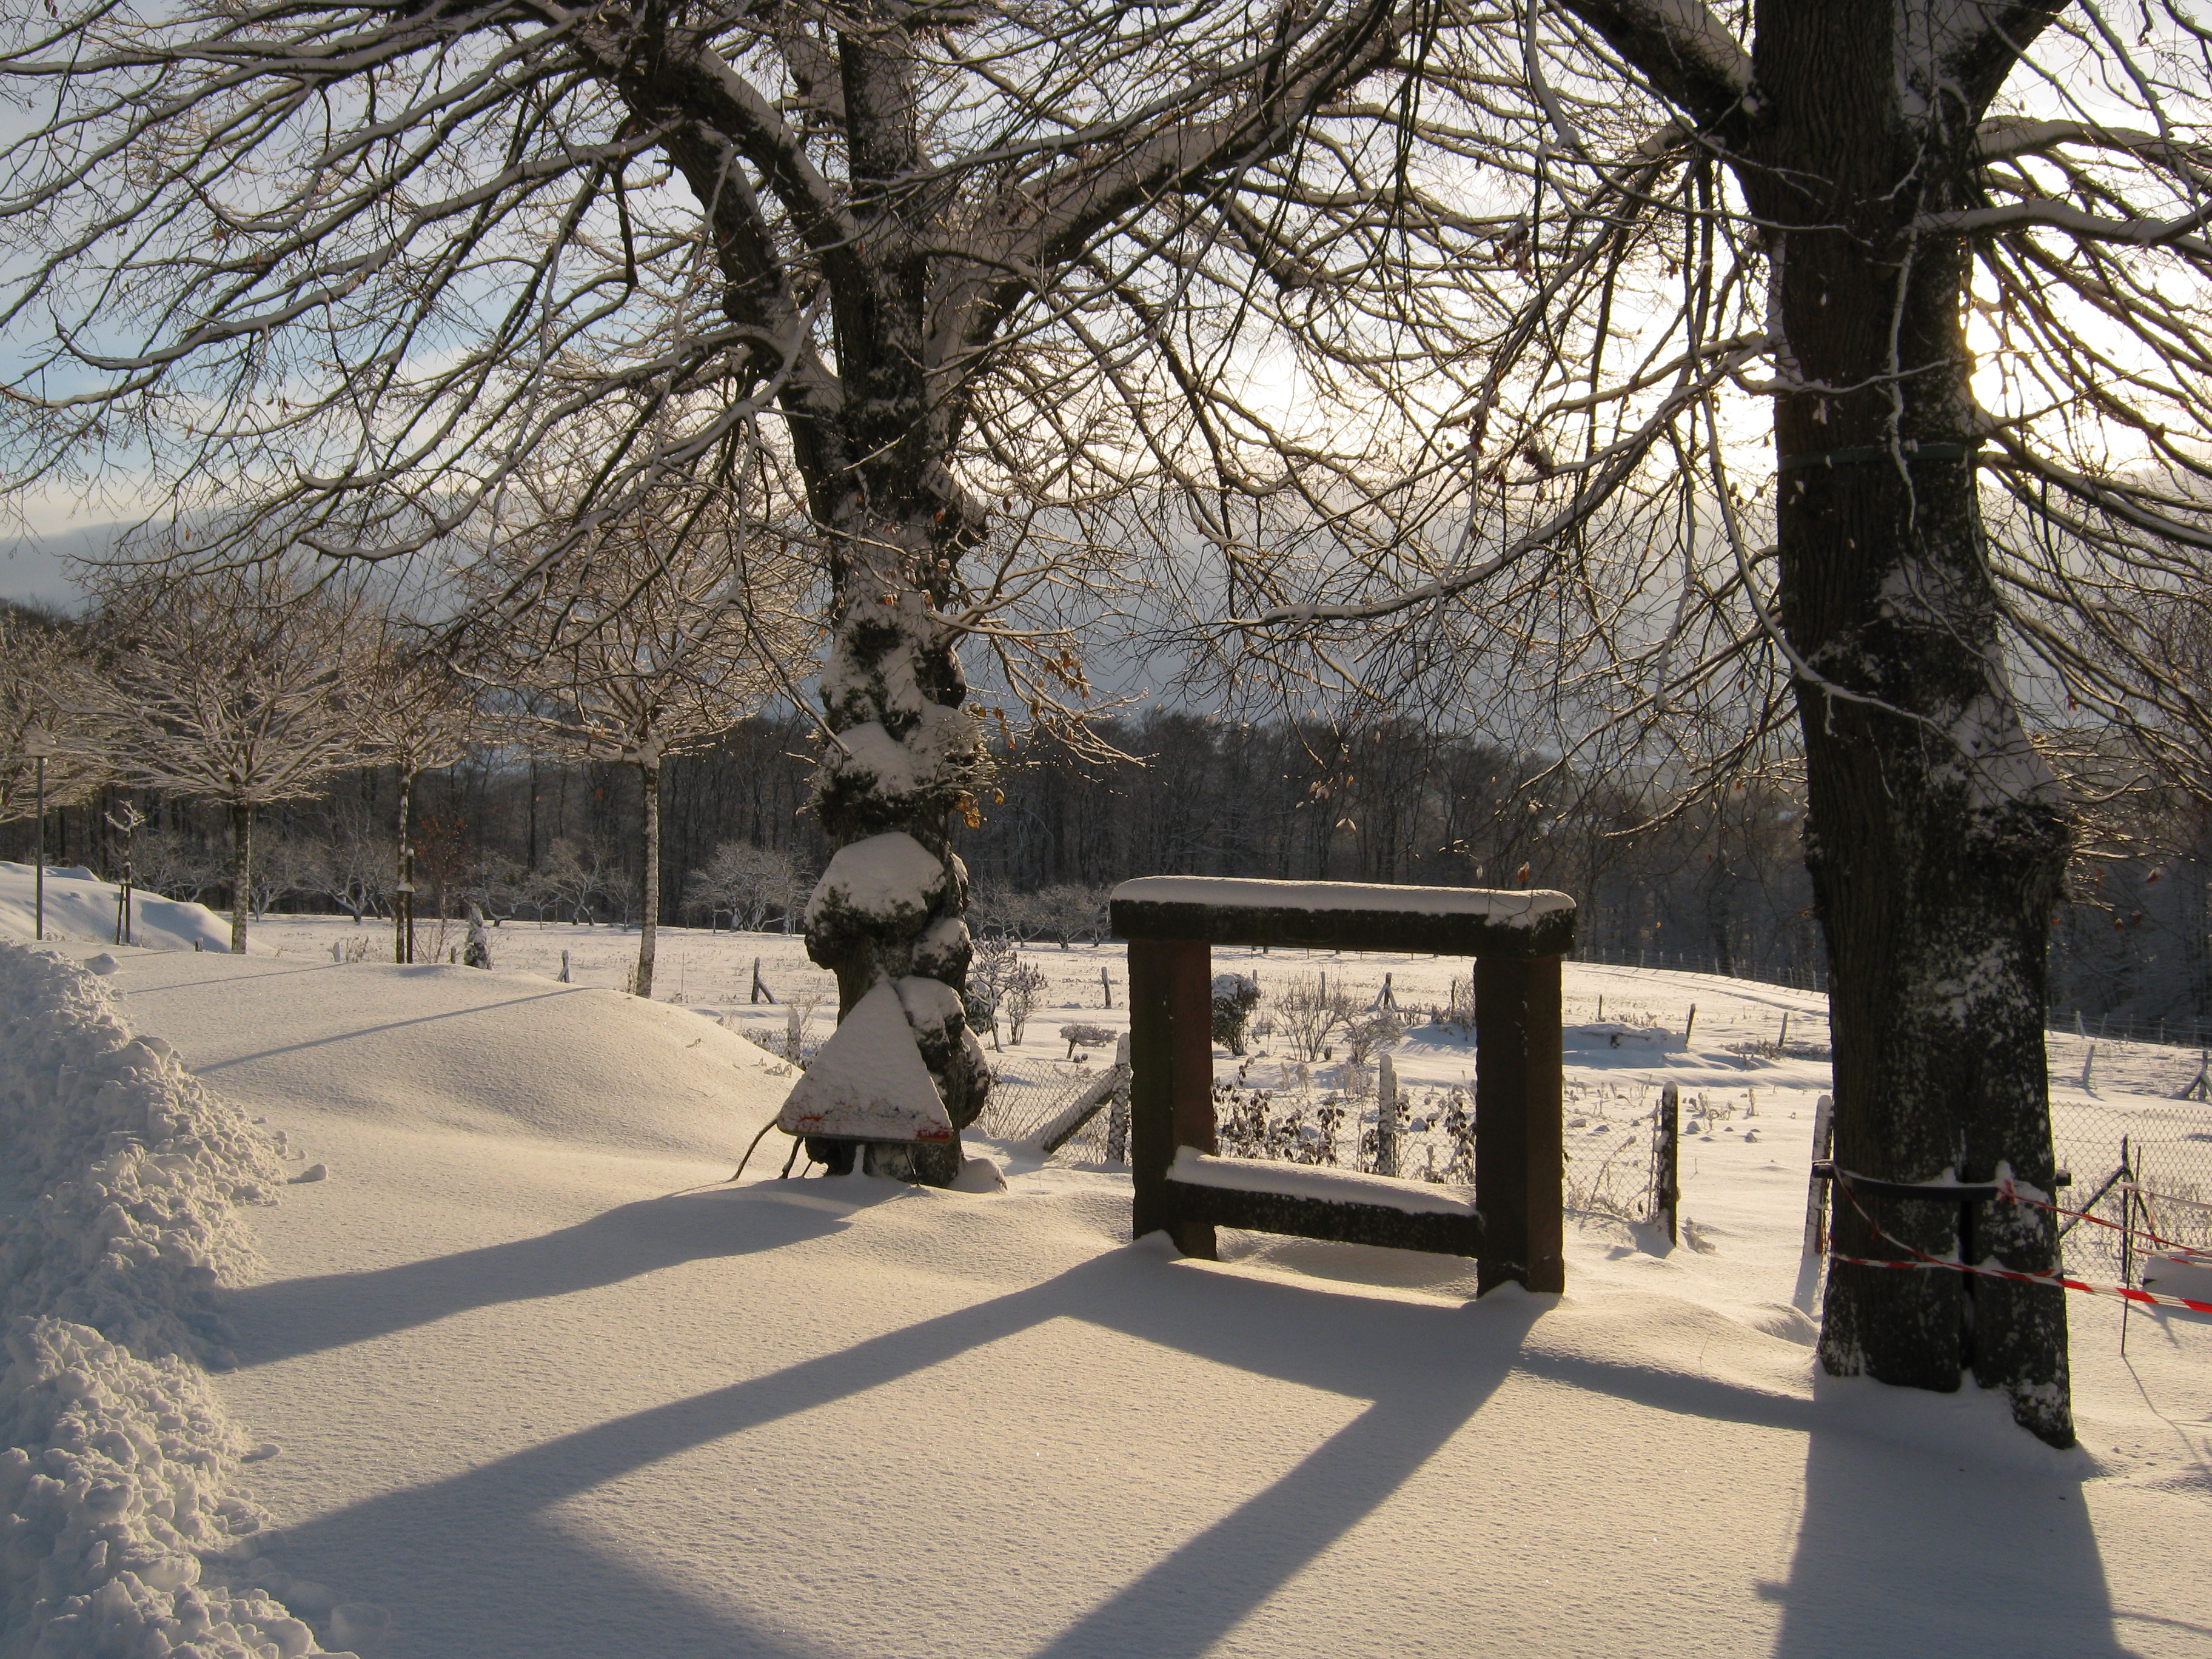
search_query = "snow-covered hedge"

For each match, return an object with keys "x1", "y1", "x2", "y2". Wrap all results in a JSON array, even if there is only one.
[{"x1": 0, "y1": 942, "x2": 346, "y2": 1658}]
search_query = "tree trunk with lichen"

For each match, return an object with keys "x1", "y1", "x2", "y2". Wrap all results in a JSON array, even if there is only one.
[{"x1": 1744, "y1": 0, "x2": 2074, "y2": 1444}]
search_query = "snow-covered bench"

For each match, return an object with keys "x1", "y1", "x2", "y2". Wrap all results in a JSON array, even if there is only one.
[{"x1": 1110, "y1": 876, "x2": 1575, "y2": 1293}]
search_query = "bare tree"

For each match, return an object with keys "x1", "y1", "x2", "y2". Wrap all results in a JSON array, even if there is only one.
[
  {"x1": 0, "y1": 608, "x2": 107, "y2": 831},
  {"x1": 353, "y1": 624, "x2": 481, "y2": 961},
  {"x1": 476, "y1": 461, "x2": 802, "y2": 998},
  {"x1": 684, "y1": 840, "x2": 809, "y2": 933},
  {"x1": 1, "y1": 0, "x2": 1510, "y2": 1186},
  {"x1": 1193, "y1": 4, "x2": 2212, "y2": 1445},
  {"x1": 92, "y1": 569, "x2": 363, "y2": 952}
]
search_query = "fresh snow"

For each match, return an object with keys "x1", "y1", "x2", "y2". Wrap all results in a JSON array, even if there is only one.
[
  {"x1": 1, "y1": 874, "x2": 2207, "y2": 1657},
  {"x1": 1170, "y1": 1148, "x2": 1479, "y2": 1216},
  {"x1": 777, "y1": 978, "x2": 955, "y2": 1143},
  {"x1": 0, "y1": 861, "x2": 247, "y2": 954},
  {"x1": 1115, "y1": 875, "x2": 1574, "y2": 924},
  {"x1": 805, "y1": 831, "x2": 945, "y2": 928}
]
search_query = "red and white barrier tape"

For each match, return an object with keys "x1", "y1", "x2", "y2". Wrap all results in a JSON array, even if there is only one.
[
  {"x1": 1828, "y1": 1176, "x2": 2212, "y2": 1315},
  {"x1": 1990, "y1": 1173, "x2": 2212, "y2": 1263},
  {"x1": 1826, "y1": 1248, "x2": 2212, "y2": 1315}
]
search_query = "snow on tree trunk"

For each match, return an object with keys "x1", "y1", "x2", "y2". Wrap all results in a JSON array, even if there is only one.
[
  {"x1": 1746, "y1": 5, "x2": 2073, "y2": 1445},
  {"x1": 635, "y1": 759, "x2": 659, "y2": 999},
  {"x1": 777, "y1": 25, "x2": 996, "y2": 1188},
  {"x1": 800, "y1": 543, "x2": 989, "y2": 1185},
  {"x1": 228, "y1": 800, "x2": 251, "y2": 956}
]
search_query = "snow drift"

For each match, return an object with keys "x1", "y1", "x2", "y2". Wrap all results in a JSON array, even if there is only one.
[{"x1": 0, "y1": 941, "x2": 335, "y2": 1658}]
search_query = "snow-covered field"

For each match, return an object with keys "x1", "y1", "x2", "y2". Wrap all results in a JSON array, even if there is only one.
[{"x1": 4, "y1": 871, "x2": 2209, "y2": 1657}]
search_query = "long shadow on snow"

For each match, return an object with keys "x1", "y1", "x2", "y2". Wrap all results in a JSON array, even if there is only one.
[
  {"x1": 187, "y1": 985, "x2": 586, "y2": 1072},
  {"x1": 221, "y1": 1187, "x2": 846, "y2": 1366},
  {"x1": 252, "y1": 1229, "x2": 2134, "y2": 1657},
  {"x1": 262, "y1": 1241, "x2": 1538, "y2": 1656},
  {"x1": 1766, "y1": 1396, "x2": 2136, "y2": 1658}
]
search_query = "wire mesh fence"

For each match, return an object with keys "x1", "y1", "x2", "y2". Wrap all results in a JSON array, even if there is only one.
[
  {"x1": 979, "y1": 1057, "x2": 1125, "y2": 1159},
  {"x1": 2049, "y1": 1092, "x2": 2212, "y2": 1280}
]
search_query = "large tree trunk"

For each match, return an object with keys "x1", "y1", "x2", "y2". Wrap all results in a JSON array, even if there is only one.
[
  {"x1": 1749, "y1": 1, "x2": 2074, "y2": 1444},
  {"x1": 727, "y1": 30, "x2": 990, "y2": 1185},
  {"x1": 229, "y1": 800, "x2": 252, "y2": 955},
  {"x1": 635, "y1": 757, "x2": 659, "y2": 999}
]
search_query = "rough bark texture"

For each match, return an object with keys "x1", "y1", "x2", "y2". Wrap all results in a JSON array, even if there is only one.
[{"x1": 1738, "y1": 0, "x2": 2074, "y2": 1444}]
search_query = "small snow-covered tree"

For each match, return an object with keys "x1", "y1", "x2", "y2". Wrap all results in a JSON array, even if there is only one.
[
  {"x1": 683, "y1": 841, "x2": 808, "y2": 933},
  {"x1": 477, "y1": 458, "x2": 805, "y2": 998},
  {"x1": 93, "y1": 569, "x2": 363, "y2": 952}
]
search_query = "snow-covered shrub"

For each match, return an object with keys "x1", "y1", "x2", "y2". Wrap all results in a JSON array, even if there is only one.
[
  {"x1": 1210, "y1": 973, "x2": 1261, "y2": 1056},
  {"x1": 463, "y1": 903, "x2": 492, "y2": 969},
  {"x1": 1000, "y1": 960, "x2": 1047, "y2": 1046}
]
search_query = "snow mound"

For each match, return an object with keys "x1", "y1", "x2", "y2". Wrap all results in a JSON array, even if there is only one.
[
  {"x1": 0, "y1": 862, "x2": 245, "y2": 954},
  {"x1": 79, "y1": 951, "x2": 797, "y2": 1158},
  {"x1": 0, "y1": 942, "x2": 349, "y2": 1657}
]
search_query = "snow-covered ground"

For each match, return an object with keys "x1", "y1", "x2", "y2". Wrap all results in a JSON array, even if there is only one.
[{"x1": 4, "y1": 870, "x2": 2209, "y2": 1657}]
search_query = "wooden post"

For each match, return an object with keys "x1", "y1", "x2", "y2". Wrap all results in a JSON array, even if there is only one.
[
  {"x1": 1654, "y1": 1082, "x2": 1681, "y2": 1248},
  {"x1": 1476, "y1": 955, "x2": 1564, "y2": 1293},
  {"x1": 1128, "y1": 938, "x2": 1218, "y2": 1258},
  {"x1": 1375, "y1": 1051, "x2": 1399, "y2": 1177}
]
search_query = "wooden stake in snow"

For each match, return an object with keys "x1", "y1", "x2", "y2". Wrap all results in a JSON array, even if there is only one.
[
  {"x1": 2082, "y1": 1044, "x2": 2097, "y2": 1095},
  {"x1": 1683, "y1": 1004, "x2": 1697, "y2": 1048},
  {"x1": 559, "y1": 949, "x2": 571, "y2": 984},
  {"x1": 1791, "y1": 1093, "x2": 1837, "y2": 1315},
  {"x1": 1101, "y1": 965, "x2": 1112, "y2": 1008},
  {"x1": 1374, "y1": 1051, "x2": 1399, "y2": 1177},
  {"x1": 1777, "y1": 1010, "x2": 1790, "y2": 1052},
  {"x1": 751, "y1": 957, "x2": 775, "y2": 1004},
  {"x1": 1651, "y1": 1083, "x2": 1680, "y2": 1248}
]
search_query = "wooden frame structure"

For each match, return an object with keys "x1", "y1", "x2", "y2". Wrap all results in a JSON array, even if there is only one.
[{"x1": 1111, "y1": 877, "x2": 1576, "y2": 1295}]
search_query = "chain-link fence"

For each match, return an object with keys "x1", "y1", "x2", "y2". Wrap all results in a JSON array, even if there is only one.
[
  {"x1": 979, "y1": 1057, "x2": 1125, "y2": 1160},
  {"x1": 2049, "y1": 1090, "x2": 2212, "y2": 1281}
]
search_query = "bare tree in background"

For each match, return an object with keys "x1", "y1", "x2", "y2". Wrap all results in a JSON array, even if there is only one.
[
  {"x1": 475, "y1": 460, "x2": 803, "y2": 999},
  {"x1": 353, "y1": 626, "x2": 481, "y2": 961},
  {"x1": 0, "y1": 609, "x2": 107, "y2": 830},
  {"x1": 92, "y1": 570, "x2": 363, "y2": 952}
]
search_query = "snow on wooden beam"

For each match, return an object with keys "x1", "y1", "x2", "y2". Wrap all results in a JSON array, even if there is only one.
[{"x1": 1110, "y1": 876, "x2": 1576, "y2": 958}]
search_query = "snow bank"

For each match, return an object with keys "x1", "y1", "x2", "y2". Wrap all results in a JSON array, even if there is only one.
[
  {"x1": 0, "y1": 862, "x2": 243, "y2": 954},
  {"x1": 0, "y1": 941, "x2": 344, "y2": 1658}
]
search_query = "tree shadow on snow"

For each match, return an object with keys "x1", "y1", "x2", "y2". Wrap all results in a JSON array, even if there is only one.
[
  {"x1": 254, "y1": 1243, "x2": 1544, "y2": 1657},
  {"x1": 221, "y1": 1186, "x2": 851, "y2": 1366},
  {"x1": 244, "y1": 1235, "x2": 2141, "y2": 1659},
  {"x1": 1762, "y1": 1389, "x2": 2143, "y2": 1659}
]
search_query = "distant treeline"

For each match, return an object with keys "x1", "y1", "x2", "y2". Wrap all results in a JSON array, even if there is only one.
[{"x1": 12, "y1": 706, "x2": 2207, "y2": 1024}]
